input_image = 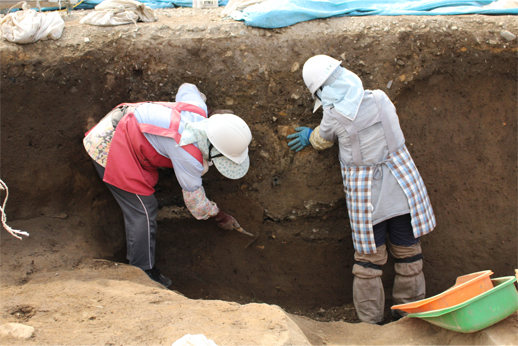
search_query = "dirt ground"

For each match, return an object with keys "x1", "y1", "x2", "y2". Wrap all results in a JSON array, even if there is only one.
[
  {"x1": 2, "y1": 253, "x2": 516, "y2": 345},
  {"x1": 1, "y1": 5, "x2": 517, "y2": 345}
]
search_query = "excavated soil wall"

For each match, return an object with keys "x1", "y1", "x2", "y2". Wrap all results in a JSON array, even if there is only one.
[{"x1": 1, "y1": 9, "x2": 517, "y2": 318}]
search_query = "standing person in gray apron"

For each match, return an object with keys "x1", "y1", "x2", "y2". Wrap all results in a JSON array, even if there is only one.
[{"x1": 287, "y1": 55, "x2": 436, "y2": 324}]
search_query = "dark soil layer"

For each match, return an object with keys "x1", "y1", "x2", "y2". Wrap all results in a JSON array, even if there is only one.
[{"x1": 1, "y1": 9, "x2": 516, "y2": 323}]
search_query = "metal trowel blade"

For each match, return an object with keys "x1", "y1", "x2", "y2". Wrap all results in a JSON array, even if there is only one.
[{"x1": 244, "y1": 233, "x2": 259, "y2": 249}]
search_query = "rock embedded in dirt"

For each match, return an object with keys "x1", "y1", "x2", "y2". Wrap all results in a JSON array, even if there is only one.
[
  {"x1": 501, "y1": 29, "x2": 517, "y2": 41},
  {"x1": 0, "y1": 323, "x2": 35, "y2": 339}
]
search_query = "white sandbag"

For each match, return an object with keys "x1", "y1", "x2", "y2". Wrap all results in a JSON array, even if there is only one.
[
  {"x1": 95, "y1": 0, "x2": 156, "y2": 22},
  {"x1": 483, "y1": 0, "x2": 518, "y2": 8},
  {"x1": 1, "y1": 2, "x2": 65, "y2": 44},
  {"x1": 221, "y1": 0, "x2": 268, "y2": 16},
  {"x1": 172, "y1": 334, "x2": 218, "y2": 346},
  {"x1": 80, "y1": 8, "x2": 140, "y2": 26},
  {"x1": 79, "y1": 0, "x2": 156, "y2": 26}
]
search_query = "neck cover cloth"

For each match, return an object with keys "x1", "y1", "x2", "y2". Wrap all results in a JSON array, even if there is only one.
[
  {"x1": 178, "y1": 120, "x2": 250, "y2": 179},
  {"x1": 320, "y1": 66, "x2": 365, "y2": 122}
]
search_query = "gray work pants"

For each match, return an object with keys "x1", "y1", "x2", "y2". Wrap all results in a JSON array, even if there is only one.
[{"x1": 93, "y1": 161, "x2": 158, "y2": 271}]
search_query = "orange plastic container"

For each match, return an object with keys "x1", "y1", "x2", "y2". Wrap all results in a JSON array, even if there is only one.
[{"x1": 392, "y1": 270, "x2": 494, "y2": 314}]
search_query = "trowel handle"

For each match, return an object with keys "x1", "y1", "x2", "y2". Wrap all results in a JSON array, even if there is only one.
[{"x1": 233, "y1": 226, "x2": 255, "y2": 237}]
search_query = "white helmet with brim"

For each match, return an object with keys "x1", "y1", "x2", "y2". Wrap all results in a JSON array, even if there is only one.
[
  {"x1": 302, "y1": 55, "x2": 342, "y2": 112},
  {"x1": 207, "y1": 113, "x2": 252, "y2": 179}
]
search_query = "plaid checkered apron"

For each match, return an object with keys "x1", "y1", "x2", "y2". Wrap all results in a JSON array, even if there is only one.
[
  {"x1": 385, "y1": 146, "x2": 436, "y2": 239},
  {"x1": 334, "y1": 90, "x2": 435, "y2": 254},
  {"x1": 341, "y1": 164, "x2": 377, "y2": 253},
  {"x1": 341, "y1": 146, "x2": 436, "y2": 254}
]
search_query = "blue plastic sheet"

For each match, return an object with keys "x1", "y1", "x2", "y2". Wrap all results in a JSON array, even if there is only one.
[
  {"x1": 230, "y1": 0, "x2": 518, "y2": 29},
  {"x1": 76, "y1": 0, "x2": 173, "y2": 9},
  {"x1": 39, "y1": 0, "x2": 228, "y2": 10},
  {"x1": 172, "y1": 0, "x2": 228, "y2": 6}
]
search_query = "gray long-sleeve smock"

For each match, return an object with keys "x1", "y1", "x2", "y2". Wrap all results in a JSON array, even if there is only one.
[{"x1": 317, "y1": 90, "x2": 410, "y2": 225}]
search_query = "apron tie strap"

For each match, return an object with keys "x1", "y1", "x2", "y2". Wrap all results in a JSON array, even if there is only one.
[{"x1": 373, "y1": 156, "x2": 394, "y2": 180}]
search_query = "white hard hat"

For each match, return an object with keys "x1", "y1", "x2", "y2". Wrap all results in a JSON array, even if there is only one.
[
  {"x1": 206, "y1": 113, "x2": 252, "y2": 164},
  {"x1": 302, "y1": 55, "x2": 342, "y2": 97}
]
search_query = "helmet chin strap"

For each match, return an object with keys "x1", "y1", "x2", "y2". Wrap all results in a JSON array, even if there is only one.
[
  {"x1": 208, "y1": 143, "x2": 224, "y2": 161},
  {"x1": 313, "y1": 88, "x2": 323, "y2": 113}
]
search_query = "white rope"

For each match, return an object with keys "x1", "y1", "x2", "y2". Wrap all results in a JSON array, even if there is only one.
[{"x1": 0, "y1": 179, "x2": 29, "y2": 240}]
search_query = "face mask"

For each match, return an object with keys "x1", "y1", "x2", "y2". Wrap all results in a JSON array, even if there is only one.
[
  {"x1": 320, "y1": 67, "x2": 364, "y2": 121},
  {"x1": 313, "y1": 88, "x2": 323, "y2": 112}
]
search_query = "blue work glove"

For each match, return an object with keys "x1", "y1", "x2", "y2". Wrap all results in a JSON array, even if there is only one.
[{"x1": 287, "y1": 127, "x2": 313, "y2": 152}]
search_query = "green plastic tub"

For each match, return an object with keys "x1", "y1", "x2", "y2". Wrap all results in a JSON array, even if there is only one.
[{"x1": 407, "y1": 276, "x2": 518, "y2": 333}]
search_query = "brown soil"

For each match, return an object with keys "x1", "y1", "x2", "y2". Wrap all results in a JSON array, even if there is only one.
[{"x1": 1, "y1": 6, "x2": 517, "y2": 345}]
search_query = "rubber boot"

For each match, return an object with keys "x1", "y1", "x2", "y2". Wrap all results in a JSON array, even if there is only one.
[
  {"x1": 352, "y1": 244, "x2": 388, "y2": 324},
  {"x1": 390, "y1": 242, "x2": 426, "y2": 319}
]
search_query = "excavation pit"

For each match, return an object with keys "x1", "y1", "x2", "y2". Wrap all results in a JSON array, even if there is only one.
[{"x1": 1, "y1": 8, "x2": 517, "y2": 345}]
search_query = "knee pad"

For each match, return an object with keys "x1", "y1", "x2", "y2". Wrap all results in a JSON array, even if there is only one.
[
  {"x1": 390, "y1": 242, "x2": 423, "y2": 276},
  {"x1": 389, "y1": 241, "x2": 422, "y2": 258},
  {"x1": 353, "y1": 262, "x2": 383, "y2": 279},
  {"x1": 394, "y1": 258, "x2": 423, "y2": 277},
  {"x1": 353, "y1": 244, "x2": 388, "y2": 278}
]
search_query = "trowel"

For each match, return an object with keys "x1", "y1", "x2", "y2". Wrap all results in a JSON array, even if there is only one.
[
  {"x1": 233, "y1": 225, "x2": 255, "y2": 237},
  {"x1": 233, "y1": 225, "x2": 259, "y2": 249}
]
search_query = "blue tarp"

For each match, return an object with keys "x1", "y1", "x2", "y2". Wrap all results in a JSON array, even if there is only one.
[
  {"x1": 40, "y1": 0, "x2": 228, "y2": 10},
  {"x1": 171, "y1": 0, "x2": 228, "y2": 6},
  {"x1": 74, "y1": 0, "x2": 174, "y2": 8},
  {"x1": 230, "y1": 0, "x2": 518, "y2": 29}
]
